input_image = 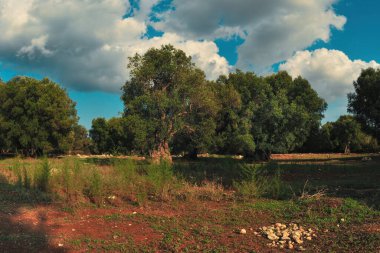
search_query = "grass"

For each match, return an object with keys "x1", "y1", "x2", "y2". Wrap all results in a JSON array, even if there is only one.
[{"x1": 0, "y1": 154, "x2": 379, "y2": 252}]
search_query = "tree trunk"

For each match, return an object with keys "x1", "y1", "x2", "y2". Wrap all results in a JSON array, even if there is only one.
[
  {"x1": 344, "y1": 144, "x2": 350, "y2": 154},
  {"x1": 344, "y1": 141, "x2": 351, "y2": 154},
  {"x1": 151, "y1": 141, "x2": 172, "y2": 163}
]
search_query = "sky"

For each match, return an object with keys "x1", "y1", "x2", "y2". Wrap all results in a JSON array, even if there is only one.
[{"x1": 0, "y1": 0, "x2": 379, "y2": 129}]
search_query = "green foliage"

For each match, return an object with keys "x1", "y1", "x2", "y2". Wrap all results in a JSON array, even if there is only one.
[
  {"x1": 90, "y1": 116, "x2": 149, "y2": 155},
  {"x1": 0, "y1": 76, "x2": 78, "y2": 155},
  {"x1": 330, "y1": 115, "x2": 377, "y2": 152},
  {"x1": 85, "y1": 170, "x2": 103, "y2": 205},
  {"x1": 217, "y1": 70, "x2": 327, "y2": 158},
  {"x1": 302, "y1": 115, "x2": 379, "y2": 153},
  {"x1": 34, "y1": 159, "x2": 51, "y2": 192},
  {"x1": 89, "y1": 118, "x2": 110, "y2": 154},
  {"x1": 348, "y1": 68, "x2": 380, "y2": 140},
  {"x1": 121, "y1": 45, "x2": 219, "y2": 161},
  {"x1": 145, "y1": 162, "x2": 176, "y2": 200},
  {"x1": 22, "y1": 167, "x2": 31, "y2": 190},
  {"x1": 212, "y1": 81, "x2": 255, "y2": 157},
  {"x1": 233, "y1": 166, "x2": 288, "y2": 200},
  {"x1": 71, "y1": 124, "x2": 91, "y2": 154},
  {"x1": 85, "y1": 46, "x2": 328, "y2": 158}
]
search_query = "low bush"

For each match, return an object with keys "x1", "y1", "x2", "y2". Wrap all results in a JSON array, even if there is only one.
[{"x1": 34, "y1": 158, "x2": 51, "y2": 192}]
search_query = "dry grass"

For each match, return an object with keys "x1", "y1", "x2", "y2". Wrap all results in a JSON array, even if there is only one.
[{"x1": 271, "y1": 153, "x2": 376, "y2": 160}]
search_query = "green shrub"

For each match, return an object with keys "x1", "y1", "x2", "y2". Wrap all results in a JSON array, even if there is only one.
[
  {"x1": 61, "y1": 159, "x2": 74, "y2": 202},
  {"x1": 146, "y1": 161, "x2": 178, "y2": 201},
  {"x1": 233, "y1": 165, "x2": 289, "y2": 200},
  {"x1": 11, "y1": 161, "x2": 23, "y2": 188},
  {"x1": 85, "y1": 169, "x2": 103, "y2": 205},
  {"x1": 34, "y1": 158, "x2": 51, "y2": 192},
  {"x1": 114, "y1": 159, "x2": 138, "y2": 188},
  {"x1": 22, "y1": 167, "x2": 31, "y2": 190}
]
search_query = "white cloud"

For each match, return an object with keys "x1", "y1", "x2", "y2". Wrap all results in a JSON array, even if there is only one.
[
  {"x1": 280, "y1": 48, "x2": 380, "y2": 102},
  {"x1": 3, "y1": 0, "x2": 371, "y2": 98},
  {"x1": 157, "y1": 0, "x2": 346, "y2": 72},
  {"x1": 0, "y1": 0, "x2": 229, "y2": 92},
  {"x1": 17, "y1": 35, "x2": 53, "y2": 59}
]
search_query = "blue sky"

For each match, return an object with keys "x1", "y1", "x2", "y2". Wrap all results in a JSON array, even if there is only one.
[{"x1": 0, "y1": 0, "x2": 379, "y2": 129}]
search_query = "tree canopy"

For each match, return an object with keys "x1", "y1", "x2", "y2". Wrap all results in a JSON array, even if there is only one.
[
  {"x1": 301, "y1": 115, "x2": 378, "y2": 153},
  {"x1": 3, "y1": 47, "x2": 378, "y2": 159},
  {"x1": 217, "y1": 70, "x2": 327, "y2": 159},
  {"x1": 0, "y1": 77, "x2": 79, "y2": 155},
  {"x1": 88, "y1": 45, "x2": 330, "y2": 160},
  {"x1": 348, "y1": 68, "x2": 380, "y2": 140},
  {"x1": 121, "y1": 45, "x2": 219, "y2": 161}
]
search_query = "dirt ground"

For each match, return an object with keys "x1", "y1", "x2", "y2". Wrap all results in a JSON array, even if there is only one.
[
  {"x1": 0, "y1": 154, "x2": 379, "y2": 252},
  {"x1": 0, "y1": 201, "x2": 280, "y2": 253}
]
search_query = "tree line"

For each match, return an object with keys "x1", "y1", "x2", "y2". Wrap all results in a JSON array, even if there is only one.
[{"x1": 0, "y1": 45, "x2": 379, "y2": 159}]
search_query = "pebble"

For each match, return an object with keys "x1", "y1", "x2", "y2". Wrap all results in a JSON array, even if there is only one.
[
  {"x1": 298, "y1": 246, "x2": 306, "y2": 251},
  {"x1": 258, "y1": 223, "x2": 317, "y2": 251},
  {"x1": 240, "y1": 228, "x2": 247, "y2": 234}
]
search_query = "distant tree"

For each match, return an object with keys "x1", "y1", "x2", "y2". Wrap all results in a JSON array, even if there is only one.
[
  {"x1": 0, "y1": 80, "x2": 9, "y2": 152},
  {"x1": 89, "y1": 118, "x2": 110, "y2": 154},
  {"x1": 106, "y1": 117, "x2": 129, "y2": 154},
  {"x1": 71, "y1": 124, "x2": 91, "y2": 154},
  {"x1": 330, "y1": 115, "x2": 378, "y2": 153},
  {"x1": 212, "y1": 80, "x2": 255, "y2": 157},
  {"x1": 171, "y1": 82, "x2": 220, "y2": 158},
  {"x1": 301, "y1": 116, "x2": 378, "y2": 153},
  {"x1": 106, "y1": 117, "x2": 149, "y2": 154},
  {"x1": 259, "y1": 72, "x2": 326, "y2": 155},
  {"x1": 89, "y1": 116, "x2": 150, "y2": 155},
  {"x1": 300, "y1": 123, "x2": 334, "y2": 153},
  {"x1": 221, "y1": 70, "x2": 326, "y2": 159},
  {"x1": 348, "y1": 68, "x2": 380, "y2": 140},
  {"x1": 121, "y1": 45, "x2": 217, "y2": 162},
  {"x1": 122, "y1": 115, "x2": 150, "y2": 154},
  {"x1": 0, "y1": 77, "x2": 78, "y2": 155}
]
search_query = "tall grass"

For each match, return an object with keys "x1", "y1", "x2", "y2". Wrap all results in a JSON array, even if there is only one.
[
  {"x1": 84, "y1": 170, "x2": 103, "y2": 205},
  {"x1": 232, "y1": 165, "x2": 289, "y2": 200},
  {"x1": 1, "y1": 157, "x2": 291, "y2": 207},
  {"x1": 34, "y1": 158, "x2": 51, "y2": 192}
]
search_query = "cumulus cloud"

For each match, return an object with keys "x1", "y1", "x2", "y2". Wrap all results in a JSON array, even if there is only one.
[
  {"x1": 156, "y1": 0, "x2": 346, "y2": 72},
  {"x1": 0, "y1": 0, "x2": 229, "y2": 92},
  {"x1": 0, "y1": 0, "x2": 358, "y2": 94},
  {"x1": 280, "y1": 48, "x2": 380, "y2": 102},
  {"x1": 17, "y1": 35, "x2": 53, "y2": 59}
]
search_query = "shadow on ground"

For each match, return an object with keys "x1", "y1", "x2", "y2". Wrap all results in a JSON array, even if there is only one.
[
  {"x1": 0, "y1": 175, "x2": 67, "y2": 253},
  {"x1": 172, "y1": 155, "x2": 380, "y2": 210}
]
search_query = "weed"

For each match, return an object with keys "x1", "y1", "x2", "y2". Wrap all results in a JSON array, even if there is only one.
[
  {"x1": 84, "y1": 169, "x2": 103, "y2": 205},
  {"x1": 146, "y1": 161, "x2": 176, "y2": 201},
  {"x1": 34, "y1": 158, "x2": 51, "y2": 192},
  {"x1": 233, "y1": 166, "x2": 289, "y2": 200}
]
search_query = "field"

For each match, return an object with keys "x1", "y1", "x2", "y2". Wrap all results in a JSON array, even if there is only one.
[{"x1": 0, "y1": 154, "x2": 379, "y2": 253}]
